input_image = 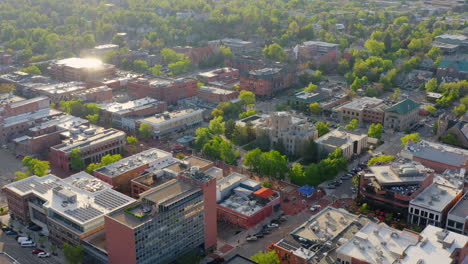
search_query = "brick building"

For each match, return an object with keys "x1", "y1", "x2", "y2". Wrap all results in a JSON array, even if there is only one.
[
  {"x1": 316, "y1": 128, "x2": 368, "y2": 159},
  {"x1": 197, "y1": 67, "x2": 239, "y2": 84},
  {"x1": 49, "y1": 58, "x2": 116, "y2": 82},
  {"x1": 99, "y1": 97, "x2": 167, "y2": 130},
  {"x1": 209, "y1": 38, "x2": 255, "y2": 55},
  {"x1": 138, "y1": 109, "x2": 204, "y2": 139},
  {"x1": 436, "y1": 59, "x2": 468, "y2": 80},
  {"x1": 384, "y1": 99, "x2": 421, "y2": 131},
  {"x1": 25, "y1": 82, "x2": 88, "y2": 104},
  {"x1": 240, "y1": 67, "x2": 295, "y2": 98},
  {"x1": 338, "y1": 97, "x2": 387, "y2": 124},
  {"x1": 2, "y1": 173, "x2": 134, "y2": 245},
  {"x1": 172, "y1": 42, "x2": 220, "y2": 65},
  {"x1": 0, "y1": 51, "x2": 13, "y2": 65},
  {"x1": 70, "y1": 86, "x2": 113, "y2": 102},
  {"x1": 127, "y1": 77, "x2": 198, "y2": 105},
  {"x1": 225, "y1": 56, "x2": 267, "y2": 73},
  {"x1": 49, "y1": 127, "x2": 126, "y2": 171},
  {"x1": 93, "y1": 148, "x2": 175, "y2": 194},
  {"x1": 196, "y1": 86, "x2": 238, "y2": 103}
]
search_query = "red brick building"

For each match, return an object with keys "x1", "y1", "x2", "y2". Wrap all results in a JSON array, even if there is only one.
[
  {"x1": 225, "y1": 56, "x2": 266, "y2": 73},
  {"x1": 71, "y1": 86, "x2": 113, "y2": 102},
  {"x1": 128, "y1": 77, "x2": 198, "y2": 105},
  {"x1": 49, "y1": 58, "x2": 116, "y2": 82},
  {"x1": 197, "y1": 67, "x2": 239, "y2": 83},
  {"x1": 172, "y1": 43, "x2": 220, "y2": 65},
  {"x1": 196, "y1": 86, "x2": 238, "y2": 103},
  {"x1": 240, "y1": 67, "x2": 296, "y2": 98}
]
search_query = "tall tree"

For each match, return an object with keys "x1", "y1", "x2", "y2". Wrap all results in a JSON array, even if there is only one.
[
  {"x1": 70, "y1": 148, "x2": 85, "y2": 171},
  {"x1": 251, "y1": 251, "x2": 280, "y2": 264},
  {"x1": 63, "y1": 243, "x2": 84, "y2": 264}
]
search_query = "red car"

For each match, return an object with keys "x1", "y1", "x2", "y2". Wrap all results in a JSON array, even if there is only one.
[{"x1": 32, "y1": 249, "x2": 44, "y2": 254}]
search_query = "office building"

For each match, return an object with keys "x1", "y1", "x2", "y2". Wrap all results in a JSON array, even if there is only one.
[
  {"x1": 240, "y1": 67, "x2": 295, "y2": 98},
  {"x1": 80, "y1": 44, "x2": 120, "y2": 58},
  {"x1": 71, "y1": 86, "x2": 113, "y2": 103},
  {"x1": 49, "y1": 58, "x2": 116, "y2": 82},
  {"x1": 127, "y1": 77, "x2": 198, "y2": 105},
  {"x1": 209, "y1": 38, "x2": 255, "y2": 55},
  {"x1": 3, "y1": 173, "x2": 134, "y2": 245},
  {"x1": 25, "y1": 82, "x2": 88, "y2": 103},
  {"x1": 49, "y1": 127, "x2": 126, "y2": 171},
  {"x1": 384, "y1": 99, "x2": 420, "y2": 131},
  {"x1": 197, "y1": 67, "x2": 239, "y2": 84},
  {"x1": 138, "y1": 109, "x2": 204, "y2": 139},
  {"x1": 446, "y1": 192, "x2": 468, "y2": 235},
  {"x1": 338, "y1": 97, "x2": 387, "y2": 124},
  {"x1": 196, "y1": 86, "x2": 239, "y2": 103},
  {"x1": 316, "y1": 128, "x2": 368, "y2": 159}
]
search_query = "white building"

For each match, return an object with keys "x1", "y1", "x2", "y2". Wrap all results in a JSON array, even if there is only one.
[
  {"x1": 446, "y1": 192, "x2": 468, "y2": 235},
  {"x1": 316, "y1": 128, "x2": 368, "y2": 159},
  {"x1": 138, "y1": 109, "x2": 203, "y2": 138}
]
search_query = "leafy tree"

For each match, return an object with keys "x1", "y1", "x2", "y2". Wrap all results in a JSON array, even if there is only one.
[
  {"x1": 441, "y1": 133, "x2": 460, "y2": 146},
  {"x1": 303, "y1": 83, "x2": 318, "y2": 93},
  {"x1": 426, "y1": 46, "x2": 441, "y2": 60},
  {"x1": 169, "y1": 58, "x2": 191, "y2": 75},
  {"x1": 400, "y1": 133, "x2": 420, "y2": 145},
  {"x1": 86, "y1": 114, "x2": 99, "y2": 124},
  {"x1": 425, "y1": 105, "x2": 437, "y2": 115},
  {"x1": 85, "y1": 154, "x2": 122, "y2": 174},
  {"x1": 337, "y1": 59, "x2": 350, "y2": 75},
  {"x1": 22, "y1": 157, "x2": 49, "y2": 176},
  {"x1": 364, "y1": 39, "x2": 385, "y2": 55},
  {"x1": 391, "y1": 88, "x2": 400, "y2": 101},
  {"x1": 368, "y1": 155, "x2": 395, "y2": 166},
  {"x1": 161, "y1": 48, "x2": 182, "y2": 63},
  {"x1": 176, "y1": 153, "x2": 186, "y2": 160},
  {"x1": 150, "y1": 64, "x2": 162, "y2": 76},
  {"x1": 239, "y1": 90, "x2": 256, "y2": 105},
  {"x1": 368, "y1": 123, "x2": 383, "y2": 139},
  {"x1": 244, "y1": 148, "x2": 263, "y2": 173},
  {"x1": 302, "y1": 139, "x2": 319, "y2": 163},
  {"x1": 310, "y1": 70, "x2": 325, "y2": 84},
  {"x1": 132, "y1": 60, "x2": 149, "y2": 73},
  {"x1": 0, "y1": 83, "x2": 15, "y2": 94},
  {"x1": 126, "y1": 136, "x2": 138, "y2": 145},
  {"x1": 360, "y1": 203, "x2": 369, "y2": 214},
  {"x1": 239, "y1": 110, "x2": 257, "y2": 119},
  {"x1": 262, "y1": 43, "x2": 287, "y2": 61},
  {"x1": 63, "y1": 243, "x2": 84, "y2": 264},
  {"x1": 70, "y1": 148, "x2": 85, "y2": 171},
  {"x1": 14, "y1": 171, "x2": 30, "y2": 181},
  {"x1": 290, "y1": 163, "x2": 305, "y2": 179},
  {"x1": 212, "y1": 108, "x2": 224, "y2": 118},
  {"x1": 208, "y1": 116, "x2": 225, "y2": 135},
  {"x1": 251, "y1": 251, "x2": 280, "y2": 264},
  {"x1": 315, "y1": 121, "x2": 330, "y2": 137},
  {"x1": 195, "y1": 127, "x2": 214, "y2": 151},
  {"x1": 138, "y1": 123, "x2": 153, "y2": 140},
  {"x1": 345, "y1": 119, "x2": 359, "y2": 130},
  {"x1": 309, "y1": 102, "x2": 321, "y2": 114},
  {"x1": 20, "y1": 65, "x2": 42, "y2": 75},
  {"x1": 261, "y1": 180, "x2": 272, "y2": 188},
  {"x1": 219, "y1": 45, "x2": 233, "y2": 58},
  {"x1": 453, "y1": 104, "x2": 467, "y2": 116},
  {"x1": 425, "y1": 78, "x2": 438, "y2": 92}
]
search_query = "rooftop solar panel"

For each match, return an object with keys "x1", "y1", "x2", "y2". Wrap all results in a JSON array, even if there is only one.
[
  {"x1": 94, "y1": 190, "x2": 131, "y2": 210},
  {"x1": 64, "y1": 206, "x2": 103, "y2": 222}
]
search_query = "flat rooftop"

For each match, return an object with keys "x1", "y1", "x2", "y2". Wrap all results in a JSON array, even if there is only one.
[
  {"x1": 402, "y1": 140, "x2": 468, "y2": 167},
  {"x1": 436, "y1": 34, "x2": 468, "y2": 41},
  {"x1": 316, "y1": 128, "x2": 366, "y2": 147},
  {"x1": 447, "y1": 192, "x2": 468, "y2": 220},
  {"x1": 2, "y1": 108, "x2": 61, "y2": 128},
  {"x1": 367, "y1": 161, "x2": 432, "y2": 186},
  {"x1": 199, "y1": 86, "x2": 235, "y2": 95},
  {"x1": 30, "y1": 82, "x2": 86, "y2": 95},
  {"x1": 410, "y1": 183, "x2": 462, "y2": 212},
  {"x1": 100, "y1": 97, "x2": 164, "y2": 114},
  {"x1": 95, "y1": 148, "x2": 174, "y2": 177},
  {"x1": 0, "y1": 94, "x2": 24, "y2": 106},
  {"x1": 250, "y1": 68, "x2": 281, "y2": 76},
  {"x1": 339, "y1": 97, "x2": 384, "y2": 111},
  {"x1": 52, "y1": 127, "x2": 126, "y2": 153},
  {"x1": 4, "y1": 173, "x2": 134, "y2": 228},
  {"x1": 397, "y1": 225, "x2": 468, "y2": 264},
  {"x1": 337, "y1": 222, "x2": 419, "y2": 264},
  {"x1": 54, "y1": 57, "x2": 113, "y2": 70},
  {"x1": 131, "y1": 168, "x2": 177, "y2": 189},
  {"x1": 303, "y1": 41, "x2": 339, "y2": 47},
  {"x1": 217, "y1": 172, "x2": 247, "y2": 193},
  {"x1": 197, "y1": 67, "x2": 238, "y2": 78},
  {"x1": 291, "y1": 207, "x2": 359, "y2": 242},
  {"x1": 139, "y1": 109, "x2": 202, "y2": 125}
]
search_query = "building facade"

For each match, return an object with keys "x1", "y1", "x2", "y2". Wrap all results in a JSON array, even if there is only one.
[
  {"x1": 196, "y1": 86, "x2": 239, "y2": 103},
  {"x1": 240, "y1": 67, "x2": 295, "y2": 98},
  {"x1": 316, "y1": 128, "x2": 368, "y2": 159},
  {"x1": 127, "y1": 77, "x2": 198, "y2": 105},
  {"x1": 384, "y1": 99, "x2": 420, "y2": 131},
  {"x1": 338, "y1": 97, "x2": 386, "y2": 124},
  {"x1": 138, "y1": 109, "x2": 204, "y2": 139},
  {"x1": 49, "y1": 58, "x2": 116, "y2": 82}
]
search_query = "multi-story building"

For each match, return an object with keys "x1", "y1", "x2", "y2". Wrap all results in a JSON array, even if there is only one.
[
  {"x1": 93, "y1": 148, "x2": 175, "y2": 194},
  {"x1": 70, "y1": 86, "x2": 113, "y2": 103},
  {"x1": 24, "y1": 82, "x2": 88, "y2": 104},
  {"x1": 2, "y1": 173, "x2": 135, "y2": 245},
  {"x1": 216, "y1": 172, "x2": 280, "y2": 228},
  {"x1": 336, "y1": 222, "x2": 420, "y2": 264},
  {"x1": 446, "y1": 192, "x2": 468, "y2": 235},
  {"x1": 127, "y1": 77, "x2": 198, "y2": 105},
  {"x1": 172, "y1": 43, "x2": 220, "y2": 65},
  {"x1": 384, "y1": 99, "x2": 420, "y2": 131},
  {"x1": 397, "y1": 225, "x2": 468, "y2": 264},
  {"x1": 295, "y1": 41, "x2": 340, "y2": 59},
  {"x1": 338, "y1": 97, "x2": 387, "y2": 124},
  {"x1": 436, "y1": 59, "x2": 468, "y2": 80},
  {"x1": 408, "y1": 180, "x2": 463, "y2": 228},
  {"x1": 437, "y1": 116, "x2": 468, "y2": 148},
  {"x1": 197, "y1": 67, "x2": 239, "y2": 84},
  {"x1": 196, "y1": 86, "x2": 239, "y2": 103},
  {"x1": 237, "y1": 112, "x2": 318, "y2": 155},
  {"x1": 359, "y1": 160, "x2": 435, "y2": 216},
  {"x1": 225, "y1": 56, "x2": 267, "y2": 73},
  {"x1": 432, "y1": 34, "x2": 468, "y2": 54},
  {"x1": 99, "y1": 97, "x2": 167, "y2": 130},
  {"x1": 49, "y1": 126, "x2": 126, "y2": 171},
  {"x1": 209, "y1": 38, "x2": 255, "y2": 55},
  {"x1": 80, "y1": 44, "x2": 120, "y2": 58},
  {"x1": 138, "y1": 109, "x2": 204, "y2": 139},
  {"x1": 400, "y1": 140, "x2": 468, "y2": 173},
  {"x1": 104, "y1": 168, "x2": 217, "y2": 264},
  {"x1": 316, "y1": 128, "x2": 368, "y2": 159},
  {"x1": 240, "y1": 67, "x2": 295, "y2": 98},
  {"x1": 0, "y1": 51, "x2": 13, "y2": 65},
  {"x1": 13, "y1": 113, "x2": 88, "y2": 156},
  {"x1": 49, "y1": 58, "x2": 116, "y2": 82},
  {"x1": 0, "y1": 95, "x2": 50, "y2": 118}
]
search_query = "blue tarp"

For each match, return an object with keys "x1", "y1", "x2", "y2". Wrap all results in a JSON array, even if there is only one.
[{"x1": 297, "y1": 185, "x2": 316, "y2": 196}]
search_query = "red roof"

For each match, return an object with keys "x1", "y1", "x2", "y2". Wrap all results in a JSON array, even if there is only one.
[{"x1": 253, "y1": 188, "x2": 275, "y2": 198}]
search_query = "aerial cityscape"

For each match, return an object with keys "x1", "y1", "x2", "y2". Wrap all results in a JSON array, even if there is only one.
[{"x1": 0, "y1": 0, "x2": 467, "y2": 263}]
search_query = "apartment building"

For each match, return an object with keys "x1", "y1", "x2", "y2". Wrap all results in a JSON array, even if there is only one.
[
  {"x1": 446, "y1": 192, "x2": 468, "y2": 235},
  {"x1": 49, "y1": 57, "x2": 116, "y2": 82},
  {"x1": 209, "y1": 38, "x2": 255, "y2": 55},
  {"x1": 225, "y1": 56, "x2": 267, "y2": 73},
  {"x1": 197, "y1": 67, "x2": 239, "y2": 84},
  {"x1": 316, "y1": 128, "x2": 368, "y2": 159},
  {"x1": 384, "y1": 99, "x2": 420, "y2": 131},
  {"x1": 71, "y1": 86, "x2": 113, "y2": 103},
  {"x1": 237, "y1": 112, "x2": 318, "y2": 155},
  {"x1": 400, "y1": 140, "x2": 468, "y2": 173},
  {"x1": 138, "y1": 109, "x2": 204, "y2": 138},
  {"x1": 49, "y1": 126, "x2": 126, "y2": 171},
  {"x1": 338, "y1": 97, "x2": 387, "y2": 124},
  {"x1": 3, "y1": 173, "x2": 134, "y2": 245},
  {"x1": 196, "y1": 86, "x2": 238, "y2": 103},
  {"x1": 436, "y1": 59, "x2": 468, "y2": 80},
  {"x1": 25, "y1": 82, "x2": 88, "y2": 103},
  {"x1": 127, "y1": 77, "x2": 198, "y2": 105},
  {"x1": 99, "y1": 97, "x2": 167, "y2": 130},
  {"x1": 240, "y1": 67, "x2": 295, "y2": 98}
]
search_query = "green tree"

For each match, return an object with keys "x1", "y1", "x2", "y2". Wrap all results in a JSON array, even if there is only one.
[
  {"x1": 261, "y1": 180, "x2": 272, "y2": 188},
  {"x1": 63, "y1": 243, "x2": 84, "y2": 264},
  {"x1": 0, "y1": 83, "x2": 15, "y2": 94},
  {"x1": 220, "y1": 45, "x2": 233, "y2": 57},
  {"x1": 337, "y1": 59, "x2": 350, "y2": 75},
  {"x1": 169, "y1": 58, "x2": 191, "y2": 75},
  {"x1": 441, "y1": 133, "x2": 460, "y2": 146},
  {"x1": 239, "y1": 110, "x2": 257, "y2": 119},
  {"x1": 290, "y1": 163, "x2": 305, "y2": 179},
  {"x1": 364, "y1": 39, "x2": 385, "y2": 55},
  {"x1": 453, "y1": 104, "x2": 467, "y2": 116},
  {"x1": 132, "y1": 60, "x2": 148, "y2": 73},
  {"x1": 303, "y1": 83, "x2": 318, "y2": 93},
  {"x1": 302, "y1": 139, "x2": 319, "y2": 163},
  {"x1": 208, "y1": 116, "x2": 225, "y2": 135},
  {"x1": 149, "y1": 64, "x2": 162, "y2": 76},
  {"x1": 400, "y1": 133, "x2": 420, "y2": 145},
  {"x1": 20, "y1": 65, "x2": 42, "y2": 75},
  {"x1": 85, "y1": 114, "x2": 99, "y2": 124},
  {"x1": 211, "y1": 108, "x2": 224, "y2": 118},
  {"x1": 22, "y1": 157, "x2": 50, "y2": 176},
  {"x1": 101, "y1": 154, "x2": 122, "y2": 166},
  {"x1": 244, "y1": 148, "x2": 263, "y2": 173},
  {"x1": 426, "y1": 47, "x2": 441, "y2": 60},
  {"x1": 126, "y1": 136, "x2": 138, "y2": 145},
  {"x1": 425, "y1": 105, "x2": 437, "y2": 115},
  {"x1": 176, "y1": 153, "x2": 186, "y2": 160},
  {"x1": 309, "y1": 102, "x2": 321, "y2": 114},
  {"x1": 239, "y1": 90, "x2": 256, "y2": 105},
  {"x1": 70, "y1": 148, "x2": 85, "y2": 171},
  {"x1": 315, "y1": 121, "x2": 330, "y2": 137},
  {"x1": 345, "y1": 119, "x2": 359, "y2": 130},
  {"x1": 360, "y1": 203, "x2": 369, "y2": 214},
  {"x1": 391, "y1": 88, "x2": 400, "y2": 101},
  {"x1": 138, "y1": 123, "x2": 153, "y2": 140},
  {"x1": 368, "y1": 123, "x2": 383, "y2": 139},
  {"x1": 195, "y1": 127, "x2": 213, "y2": 151},
  {"x1": 263, "y1": 43, "x2": 287, "y2": 61},
  {"x1": 368, "y1": 155, "x2": 395, "y2": 166},
  {"x1": 14, "y1": 171, "x2": 30, "y2": 181},
  {"x1": 425, "y1": 78, "x2": 438, "y2": 92},
  {"x1": 251, "y1": 250, "x2": 280, "y2": 264}
]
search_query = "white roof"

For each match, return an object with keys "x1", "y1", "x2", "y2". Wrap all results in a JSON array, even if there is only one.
[
  {"x1": 436, "y1": 34, "x2": 468, "y2": 41},
  {"x1": 55, "y1": 57, "x2": 106, "y2": 69},
  {"x1": 337, "y1": 222, "x2": 419, "y2": 264},
  {"x1": 397, "y1": 225, "x2": 468, "y2": 264},
  {"x1": 410, "y1": 183, "x2": 462, "y2": 212},
  {"x1": 339, "y1": 97, "x2": 384, "y2": 110},
  {"x1": 100, "y1": 97, "x2": 162, "y2": 113}
]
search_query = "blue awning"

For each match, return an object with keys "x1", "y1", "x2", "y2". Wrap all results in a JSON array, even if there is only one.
[{"x1": 297, "y1": 185, "x2": 316, "y2": 196}]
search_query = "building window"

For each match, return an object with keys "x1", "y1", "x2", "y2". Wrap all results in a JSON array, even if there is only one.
[{"x1": 429, "y1": 213, "x2": 434, "y2": 219}]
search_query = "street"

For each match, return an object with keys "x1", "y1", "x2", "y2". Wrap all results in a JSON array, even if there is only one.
[{"x1": 0, "y1": 233, "x2": 62, "y2": 264}]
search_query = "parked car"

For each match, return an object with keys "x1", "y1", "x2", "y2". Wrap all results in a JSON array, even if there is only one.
[
  {"x1": 1, "y1": 227, "x2": 11, "y2": 232},
  {"x1": 254, "y1": 233, "x2": 264, "y2": 238},
  {"x1": 21, "y1": 241, "x2": 36, "y2": 248},
  {"x1": 37, "y1": 252, "x2": 50, "y2": 258},
  {"x1": 32, "y1": 249, "x2": 44, "y2": 255},
  {"x1": 326, "y1": 184, "x2": 336, "y2": 189},
  {"x1": 268, "y1": 223, "x2": 279, "y2": 228},
  {"x1": 5, "y1": 230, "x2": 17, "y2": 236},
  {"x1": 310, "y1": 205, "x2": 321, "y2": 211},
  {"x1": 246, "y1": 236, "x2": 258, "y2": 241},
  {"x1": 17, "y1": 237, "x2": 30, "y2": 244},
  {"x1": 28, "y1": 225, "x2": 42, "y2": 232}
]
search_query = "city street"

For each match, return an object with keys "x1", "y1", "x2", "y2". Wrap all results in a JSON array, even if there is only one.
[{"x1": 0, "y1": 233, "x2": 62, "y2": 264}]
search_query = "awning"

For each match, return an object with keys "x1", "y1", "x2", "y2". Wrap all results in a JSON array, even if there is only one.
[{"x1": 297, "y1": 185, "x2": 316, "y2": 196}]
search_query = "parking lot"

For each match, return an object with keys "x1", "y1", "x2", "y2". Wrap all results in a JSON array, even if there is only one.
[{"x1": 0, "y1": 232, "x2": 62, "y2": 264}]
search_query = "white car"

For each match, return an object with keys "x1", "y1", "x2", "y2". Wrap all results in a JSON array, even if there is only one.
[
  {"x1": 38, "y1": 252, "x2": 50, "y2": 258},
  {"x1": 310, "y1": 205, "x2": 322, "y2": 211},
  {"x1": 268, "y1": 223, "x2": 279, "y2": 228}
]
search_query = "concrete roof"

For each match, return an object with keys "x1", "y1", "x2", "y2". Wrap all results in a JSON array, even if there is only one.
[
  {"x1": 402, "y1": 140, "x2": 468, "y2": 168},
  {"x1": 410, "y1": 183, "x2": 462, "y2": 212},
  {"x1": 339, "y1": 97, "x2": 384, "y2": 111},
  {"x1": 447, "y1": 192, "x2": 468, "y2": 220}
]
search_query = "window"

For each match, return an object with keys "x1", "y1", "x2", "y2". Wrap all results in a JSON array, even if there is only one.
[
  {"x1": 415, "y1": 209, "x2": 420, "y2": 215},
  {"x1": 429, "y1": 213, "x2": 434, "y2": 219}
]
